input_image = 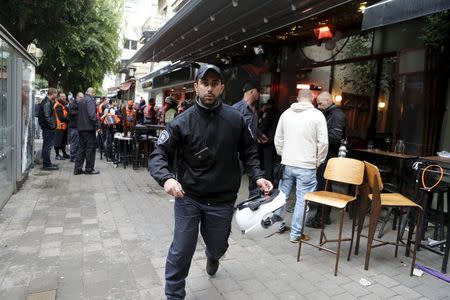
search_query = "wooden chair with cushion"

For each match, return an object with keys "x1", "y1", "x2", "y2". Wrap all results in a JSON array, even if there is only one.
[
  {"x1": 297, "y1": 157, "x2": 365, "y2": 276},
  {"x1": 355, "y1": 161, "x2": 423, "y2": 276}
]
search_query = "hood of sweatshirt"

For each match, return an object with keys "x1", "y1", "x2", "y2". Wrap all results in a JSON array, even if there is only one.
[{"x1": 290, "y1": 102, "x2": 315, "y2": 113}]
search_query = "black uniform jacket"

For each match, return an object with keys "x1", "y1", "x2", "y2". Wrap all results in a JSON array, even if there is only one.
[{"x1": 149, "y1": 100, "x2": 264, "y2": 204}]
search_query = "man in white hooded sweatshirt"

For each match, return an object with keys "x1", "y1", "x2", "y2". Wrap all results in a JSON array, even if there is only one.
[{"x1": 274, "y1": 89, "x2": 328, "y2": 243}]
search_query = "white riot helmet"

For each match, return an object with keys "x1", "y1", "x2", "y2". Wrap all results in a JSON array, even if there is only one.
[{"x1": 235, "y1": 190, "x2": 286, "y2": 239}]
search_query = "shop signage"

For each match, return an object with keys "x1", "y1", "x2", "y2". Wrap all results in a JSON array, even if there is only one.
[{"x1": 152, "y1": 66, "x2": 194, "y2": 90}]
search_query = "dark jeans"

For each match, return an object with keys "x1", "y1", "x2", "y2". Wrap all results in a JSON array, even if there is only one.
[
  {"x1": 68, "y1": 128, "x2": 79, "y2": 158},
  {"x1": 104, "y1": 127, "x2": 116, "y2": 159},
  {"x1": 165, "y1": 196, "x2": 234, "y2": 300},
  {"x1": 75, "y1": 130, "x2": 96, "y2": 172},
  {"x1": 260, "y1": 143, "x2": 276, "y2": 182},
  {"x1": 312, "y1": 160, "x2": 331, "y2": 222},
  {"x1": 42, "y1": 128, "x2": 55, "y2": 167}
]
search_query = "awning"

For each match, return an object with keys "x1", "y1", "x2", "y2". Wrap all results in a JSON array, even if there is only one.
[
  {"x1": 107, "y1": 79, "x2": 135, "y2": 94},
  {"x1": 128, "y1": 0, "x2": 352, "y2": 64},
  {"x1": 118, "y1": 79, "x2": 135, "y2": 91},
  {"x1": 362, "y1": 0, "x2": 450, "y2": 31}
]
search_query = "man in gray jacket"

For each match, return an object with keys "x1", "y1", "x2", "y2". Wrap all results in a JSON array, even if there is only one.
[{"x1": 74, "y1": 87, "x2": 99, "y2": 175}]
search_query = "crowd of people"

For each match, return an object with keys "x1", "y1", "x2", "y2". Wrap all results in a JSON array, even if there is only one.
[
  {"x1": 35, "y1": 87, "x2": 192, "y2": 170},
  {"x1": 35, "y1": 64, "x2": 346, "y2": 300}
]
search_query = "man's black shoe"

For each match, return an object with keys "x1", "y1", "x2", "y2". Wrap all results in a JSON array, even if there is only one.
[
  {"x1": 305, "y1": 219, "x2": 321, "y2": 229},
  {"x1": 70, "y1": 158, "x2": 75, "y2": 163},
  {"x1": 73, "y1": 169, "x2": 84, "y2": 175},
  {"x1": 85, "y1": 169, "x2": 100, "y2": 175},
  {"x1": 55, "y1": 155, "x2": 65, "y2": 160},
  {"x1": 206, "y1": 258, "x2": 219, "y2": 276},
  {"x1": 277, "y1": 225, "x2": 290, "y2": 234},
  {"x1": 42, "y1": 164, "x2": 59, "y2": 171}
]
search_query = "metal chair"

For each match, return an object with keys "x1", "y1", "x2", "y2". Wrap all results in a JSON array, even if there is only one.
[
  {"x1": 355, "y1": 161, "x2": 423, "y2": 276},
  {"x1": 297, "y1": 157, "x2": 365, "y2": 276}
]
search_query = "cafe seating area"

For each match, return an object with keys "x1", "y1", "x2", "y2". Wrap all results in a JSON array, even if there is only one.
[
  {"x1": 104, "y1": 124, "x2": 164, "y2": 169},
  {"x1": 295, "y1": 155, "x2": 450, "y2": 278}
]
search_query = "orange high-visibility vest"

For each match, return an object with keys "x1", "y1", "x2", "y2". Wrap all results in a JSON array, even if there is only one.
[
  {"x1": 54, "y1": 102, "x2": 68, "y2": 130},
  {"x1": 97, "y1": 102, "x2": 107, "y2": 118},
  {"x1": 125, "y1": 107, "x2": 136, "y2": 128}
]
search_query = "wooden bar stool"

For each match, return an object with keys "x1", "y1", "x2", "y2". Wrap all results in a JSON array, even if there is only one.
[
  {"x1": 297, "y1": 157, "x2": 365, "y2": 276},
  {"x1": 355, "y1": 161, "x2": 423, "y2": 276}
]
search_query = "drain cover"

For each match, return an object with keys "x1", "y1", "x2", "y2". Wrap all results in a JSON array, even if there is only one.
[{"x1": 26, "y1": 290, "x2": 56, "y2": 300}]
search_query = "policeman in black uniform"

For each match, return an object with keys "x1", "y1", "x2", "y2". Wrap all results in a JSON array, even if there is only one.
[{"x1": 149, "y1": 64, "x2": 273, "y2": 300}]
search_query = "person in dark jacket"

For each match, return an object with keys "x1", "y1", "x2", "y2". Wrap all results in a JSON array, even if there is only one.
[
  {"x1": 149, "y1": 64, "x2": 273, "y2": 300},
  {"x1": 74, "y1": 87, "x2": 100, "y2": 175},
  {"x1": 307, "y1": 91, "x2": 346, "y2": 228},
  {"x1": 232, "y1": 81, "x2": 265, "y2": 197},
  {"x1": 38, "y1": 87, "x2": 58, "y2": 170},
  {"x1": 138, "y1": 97, "x2": 146, "y2": 124},
  {"x1": 68, "y1": 92, "x2": 83, "y2": 162},
  {"x1": 53, "y1": 92, "x2": 69, "y2": 160},
  {"x1": 257, "y1": 98, "x2": 277, "y2": 182}
]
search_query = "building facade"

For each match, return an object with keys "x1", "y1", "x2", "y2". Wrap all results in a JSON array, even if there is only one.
[{"x1": 129, "y1": 0, "x2": 450, "y2": 157}]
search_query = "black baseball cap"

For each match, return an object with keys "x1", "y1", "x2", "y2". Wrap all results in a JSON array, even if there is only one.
[
  {"x1": 196, "y1": 64, "x2": 222, "y2": 81},
  {"x1": 242, "y1": 81, "x2": 261, "y2": 93}
]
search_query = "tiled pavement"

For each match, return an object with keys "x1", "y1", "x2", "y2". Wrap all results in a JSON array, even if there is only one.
[{"x1": 0, "y1": 153, "x2": 449, "y2": 299}]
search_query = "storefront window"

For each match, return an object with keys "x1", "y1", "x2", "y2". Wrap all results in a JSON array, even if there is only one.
[
  {"x1": 0, "y1": 36, "x2": 15, "y2": 208},
  {"x1": 376, "y1": 57, "x2": 396, "y2": 134},
  {"x1": 300, "y1": 34, "x2": 373, "y2": 65},
  {"x1": 332, "y1": 60, "x2": 376, "y2": 140},
  {"x1": 21, "y1": 60, "x2": 35, "y2": 173}
]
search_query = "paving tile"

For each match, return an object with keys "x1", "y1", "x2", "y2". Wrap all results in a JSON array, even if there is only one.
[
  {"x1": 44, "y1": 227, "x2": 63, "y2": 234},
  {"x1": 391, "y1": 285, "x2": 424, "y2": 299},
  {"x1": 366, "y1": 283, "x2": 398, "y2": 299},
  {"x1": 222, "y1": 290, "x2": 250, "y2": 300},
  {"x1": 0, "y1": 287, "x2": 26, "y2": 300}
]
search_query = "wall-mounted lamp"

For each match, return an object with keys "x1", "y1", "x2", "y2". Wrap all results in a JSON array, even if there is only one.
[
  {"x1": 314, "y1": 25, "x2": 333, "y2": 39},
  {"x1": 378, "y1": 101, "x2": 386, "y2": 109},
  {"x1": 335, "y1": 95, "x2": 342, "y2": 105}
]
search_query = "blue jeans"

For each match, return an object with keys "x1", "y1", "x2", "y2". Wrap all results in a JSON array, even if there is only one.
[
  {"x1": 165, "y1": 196, "x2": 234, "y2": 299},
  {"x1": 68, "y1": 128, "x2": 79, "y2": 159},
  {"x1": 42, "y1": 128, "x2": 55, "y2": 167},
  {"x1": 34, "y1": 117, "x2": 41, "y2": 138},
  {"x1": 278, "y1": 165, "x2": 317, "y2": 240}
]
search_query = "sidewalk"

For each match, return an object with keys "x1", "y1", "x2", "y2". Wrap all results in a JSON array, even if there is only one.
[{"x1": 0, "y1": 153, "x2": 448, "y2": 300}]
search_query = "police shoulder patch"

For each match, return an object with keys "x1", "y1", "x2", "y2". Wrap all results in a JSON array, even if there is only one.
[{"x1": 157, "y1": 129, "x2": 170, "y2": 145}]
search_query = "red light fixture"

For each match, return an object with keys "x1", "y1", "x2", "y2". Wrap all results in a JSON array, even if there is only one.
[{"x1": 314, "y1": 25, "x2": 333, "y2": 39}]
